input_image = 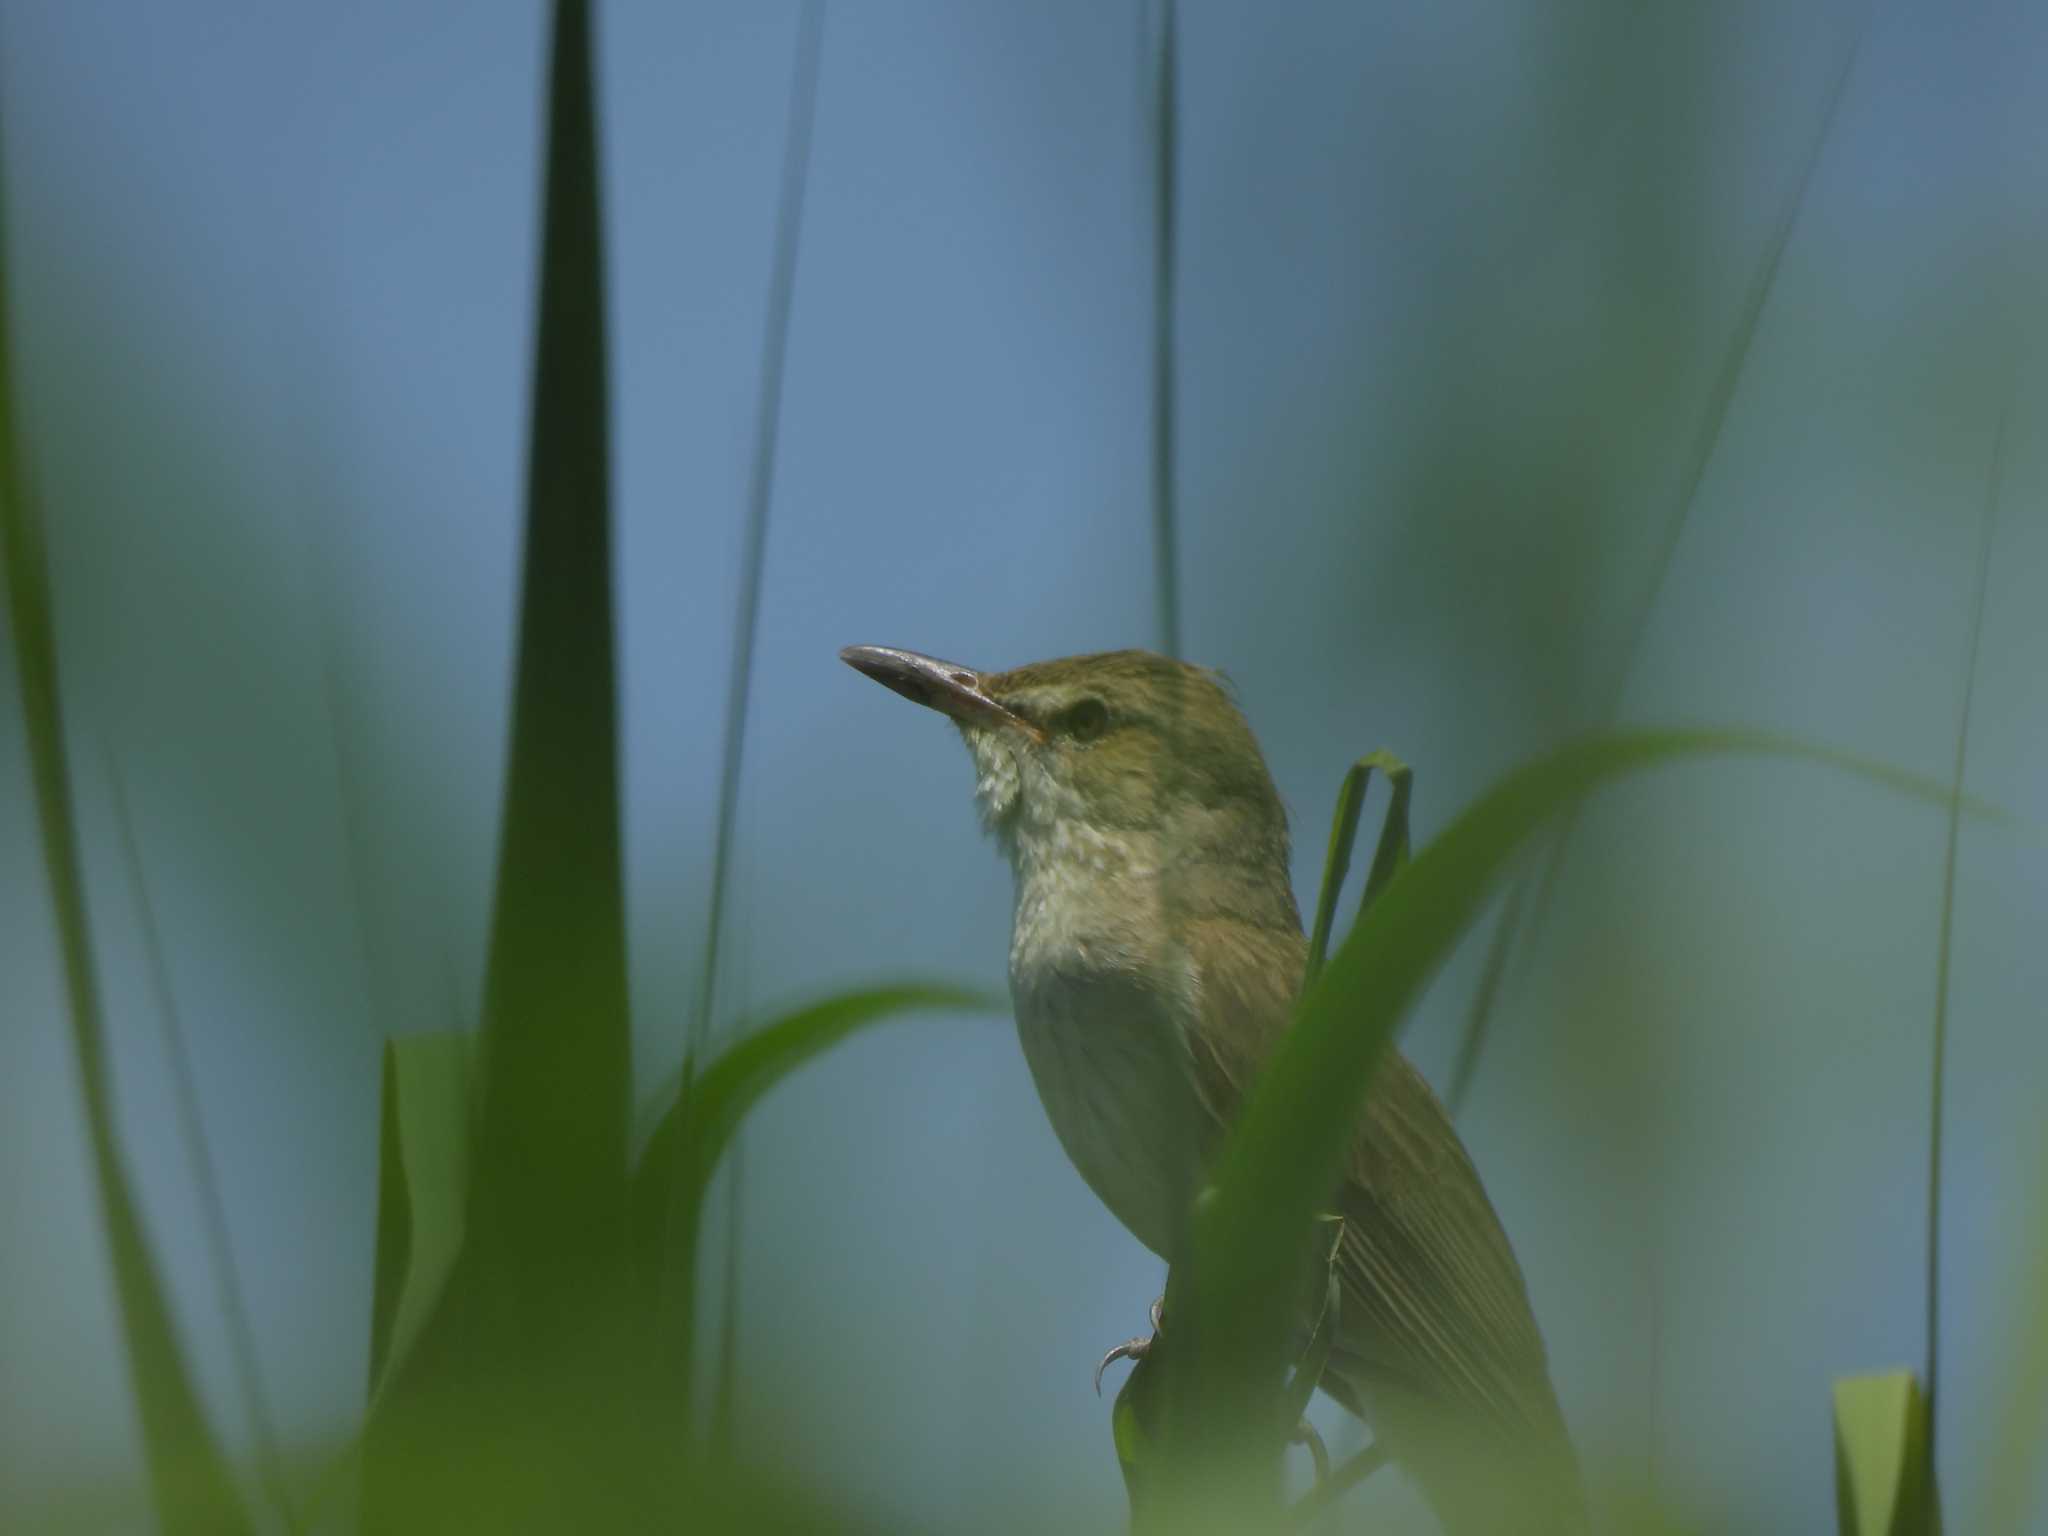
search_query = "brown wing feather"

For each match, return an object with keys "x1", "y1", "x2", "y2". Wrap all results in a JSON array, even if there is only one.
[{"x1": 1177, "y1": 916, "x2": 1566, "y2": 1439}]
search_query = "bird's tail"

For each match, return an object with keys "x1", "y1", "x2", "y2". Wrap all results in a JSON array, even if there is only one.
[{"x1": 1366, "y1": 1389, "x2": 1590, "y2": 1535}]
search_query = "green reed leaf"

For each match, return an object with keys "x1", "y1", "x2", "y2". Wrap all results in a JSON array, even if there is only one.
[
  {"x1": 1161, "y1": 727, "x2": 1998, "y2": 1519},
  {"x1": 359, "y1": 5, "x2": 640, "y2": 1526},
  {"x1": 1305, "y1": 750, "x2": 1411, "y2": 987},
  {"x1": 637, "y1": 985, "x2": 994, "y2": 1397}
]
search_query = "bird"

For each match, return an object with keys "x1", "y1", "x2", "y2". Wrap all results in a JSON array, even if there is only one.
[{"x1": 840, "y1": 644, "x2": 1586, "y2": 1533}]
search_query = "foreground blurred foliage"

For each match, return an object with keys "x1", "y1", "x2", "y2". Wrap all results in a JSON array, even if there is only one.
[
  {"x1": 355, "y1": 3, "x2": 640, "y2": 1522},
  {"x1": 1105, "y1": 730, "x2": 1978, "y2": 1533},
  {"x1": 0, "y1": 61, "x2": 251, "y2": 1536},
  {"x1": 4, "y1": 2, "x2": 2045, "y2": 1532},
  {"x1": 352, "y1": 6, "x2": 985, "y2": 1529}
]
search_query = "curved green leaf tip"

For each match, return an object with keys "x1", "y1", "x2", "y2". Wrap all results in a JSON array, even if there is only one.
[
  {"x1": 1305, "y1": 749, "x2": 1411, "y2": 987},
  {"x1": 636, "y1": 982, "x2": 999, "y2": 1384}
]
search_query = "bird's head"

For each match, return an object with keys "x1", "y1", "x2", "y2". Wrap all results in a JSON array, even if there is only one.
[{"x1": 840, "y1": 646, "x2": 1294, "y2": 900}]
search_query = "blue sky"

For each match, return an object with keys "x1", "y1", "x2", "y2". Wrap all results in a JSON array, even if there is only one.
[{"x1": 3, "y1": 2, "x2": 2045, "y2": 1530}]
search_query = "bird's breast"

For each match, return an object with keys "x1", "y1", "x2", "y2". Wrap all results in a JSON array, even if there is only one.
[{"x1": 1008, "y1": 919, "x2": 1209, "y2": 1261}]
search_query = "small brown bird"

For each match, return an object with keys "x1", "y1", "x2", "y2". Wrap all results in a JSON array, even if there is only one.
[{"x1": 841, "y1": 645, "x2": 1585, "y2": 1532}]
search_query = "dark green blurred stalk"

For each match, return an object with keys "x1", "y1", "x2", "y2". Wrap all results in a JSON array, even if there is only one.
[
  {"x1": 467, "y1": 0, "x2": 627, "y2": 1285},
  {"x1": 361, "y1": 1, "x2": 648, "y2": 1523},
  {"x1": 0, "y1": 107, "x2": 251, "y2": 1536}
]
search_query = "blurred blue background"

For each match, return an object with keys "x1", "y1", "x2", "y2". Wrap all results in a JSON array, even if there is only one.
[{"x1": 2, "y1": 1, "x2": 2045, "y2": 1529}]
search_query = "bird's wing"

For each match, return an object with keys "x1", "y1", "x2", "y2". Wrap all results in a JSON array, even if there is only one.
[{"x1": 1177, "y1": 916, "x2": 1565, "y2": 1436}]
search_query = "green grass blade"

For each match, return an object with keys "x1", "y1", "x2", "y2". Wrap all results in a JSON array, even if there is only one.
[
  {"x1": 1274, "y1": 1215, "x2": 1343, "y2": 1436},
  {"x1": 1159, "y1": 728, "x2": 1992, "y2": 1515},
  {"x1": 365, "y1": 1033, "x2": 474, "y2": 1406},
  {"x1": 0, "y1": 108, "x2": 251, "y2": 1536},
  {"x1": 359, "y1": 5, "x2": 637, "y2": 1525},
  {"x1": 466, "y1": 0, "x2": 628, "y2": 1281},
  {"x1": 1832, "y1": 1370, "x2": 1938, "y2": 1536},
  {"x1": 108, "y1": 754, "x2": 296, "y2": 1529},
  {"x1": 639, "y1": 985, "x2": 994, "y2": 1392},
  {"x1": 1355, "y1": 754, "x2": 1411, "y2": 916},
  {"x1": 1304, "y1": 751, "x2": 1411, "y2": 987}
]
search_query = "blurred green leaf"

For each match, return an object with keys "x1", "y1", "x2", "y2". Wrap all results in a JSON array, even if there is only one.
[
  {"x1": 1833, "y1": 1369, "x2": 1938, "y2": 1536},
  {"x1": 640, "y1": 985, "x2": 995, "y2": 1391},
  {"x1": 1160, "y1": 728, "x2": 1998, "y2": 1520},
  {"x1": 1112, "y1": 1332, "x2": 1166, "y2": 1519},
  {"x1": 465, "y1": 0, "x2": 628, "y2": 1289},
  {"x1": 0, "y1": 104, "x2": 250, "y2": 1536},
  {"x1": 1275, "y1": 1215, "x2": 1344, "y2": 1439},
  {"x1": 366, "y1": 1032, "x2": 474, "y2": 1406},
  {"x1": 359, "y1": 4, "x2": 645, "y2": 1526}
]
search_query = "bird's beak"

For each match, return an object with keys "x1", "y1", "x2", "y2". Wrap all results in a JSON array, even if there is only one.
[{"x1": 839, "y1": 645, "x2": 1043, "y2": 742}]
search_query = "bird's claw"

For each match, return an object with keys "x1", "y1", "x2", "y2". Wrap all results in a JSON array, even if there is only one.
[
  {"x1": 1094, "y1": 1298, "x2": 1167, "y2": 1395},
  {"x1": 1094, "y1": 1335, "x2": 1150, "y2": 1395}
]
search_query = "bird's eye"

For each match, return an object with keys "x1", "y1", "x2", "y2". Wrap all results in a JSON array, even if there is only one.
[{"x1": 1061, "y1": 697, "x2": 1109, "y2": 742}]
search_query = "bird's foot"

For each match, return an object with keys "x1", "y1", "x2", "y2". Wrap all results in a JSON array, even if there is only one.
[{"x1": 1094, "y1": 1297, "x2": 1165, "y2": 1395}]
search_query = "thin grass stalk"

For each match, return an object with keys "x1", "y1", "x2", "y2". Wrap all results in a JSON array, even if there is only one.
[
  {"x1": 668, "y1": 0, "x2": 825, "y2": 1448},
  {"x1": 686, "y1": 0, "x2": 824, "y2": 1076},
  {"x1": 1147, "y1": 0, "x2": 1180, "y2": 659},
  {"x1": 1922, "y1": 388, "x2": 2008, "y2": 1517},
  {"x1": 0, "y1": 112, "x2": 250, "y2": 1535},
  {"x1": 318, "y1": 615, "x2": 395, "y2": 1045},
  {"x1": 1447, "y1": 2, "x2": 1874, "y2": 1118},
  {"x1": 106, "y1": 749, "x2": 298, "y2": 1532},
  {"x1": 1443, "y1": 879, "x2": 1522, "y2": 1114}
]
